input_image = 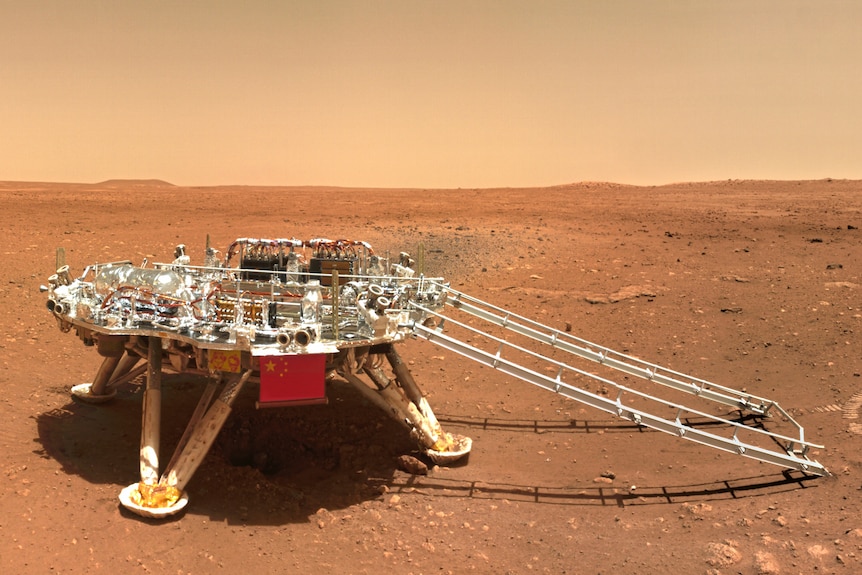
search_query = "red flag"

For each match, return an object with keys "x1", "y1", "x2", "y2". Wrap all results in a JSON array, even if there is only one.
[{"x1": 258, "y1": 354, "x2": 326, "y2": 404}]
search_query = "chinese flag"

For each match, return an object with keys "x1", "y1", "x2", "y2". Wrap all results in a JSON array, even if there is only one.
[{"x1": 259, "y1": 354, "x2": 326, "y2": 403}]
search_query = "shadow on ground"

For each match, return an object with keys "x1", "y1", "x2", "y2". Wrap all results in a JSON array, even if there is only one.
[{"x1": 34, "y1": 375, "x2": 415, "y2": 525}]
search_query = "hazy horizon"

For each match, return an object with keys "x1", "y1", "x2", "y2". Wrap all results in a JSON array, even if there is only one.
[
  {"x1": 2, "y1": 176, "x2": 858, "y2": 190},
  {"x1": 2, "y1": 1, "x2": 860, "y2": 189}
]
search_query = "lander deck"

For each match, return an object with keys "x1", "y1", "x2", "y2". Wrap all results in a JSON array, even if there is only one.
[
  {"x1": 43, "y1": 237, "x2": 828, "y2": 518},
  {"x1": 49, "y1": 238, "x2": 440, "y2": 354}
]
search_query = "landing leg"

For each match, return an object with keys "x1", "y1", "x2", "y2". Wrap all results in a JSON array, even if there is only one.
[
  {"x1": 119, "y1": 337, "x2": 185, "y2": 518},
  {"x1": 70, "y1": 355, "x2": 122, "y2": 403},
  {"x1": 384, "y1": 347, "x2": 450, "y2": 452},
  {"x1": 118, "y1": 357, "x2": 251, "y2": 518},
  {"x1": 140, "y1": 336, "x2": 162, "y2": 485},
  {"x1": 72, "y1": 340, "x2": 143, "y2": 403},
  {"x1": 336, "y1": 344, "x2": 471, "y2": 464}
]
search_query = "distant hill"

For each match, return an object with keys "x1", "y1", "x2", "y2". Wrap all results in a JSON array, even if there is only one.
[{"x1": 96, "y1": 179, "x2": 176, "y2": 188}]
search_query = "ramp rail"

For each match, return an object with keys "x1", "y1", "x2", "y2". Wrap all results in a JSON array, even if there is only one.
[{"x1": 408, "y1": 283, "x2": 828, "y2": 477}]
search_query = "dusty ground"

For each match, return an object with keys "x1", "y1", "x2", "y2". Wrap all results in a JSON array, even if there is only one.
[{"x1": 1, "y1": 179, "x2": 860, "y2": 574}]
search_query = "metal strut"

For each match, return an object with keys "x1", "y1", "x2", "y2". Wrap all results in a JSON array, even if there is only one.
[
  {"x1": 334, "y1": 345, "x2": 471, "y2": 462},
  {"x1": 409, "y1": 283, "x2": 829, "y2": 477},
  {"x1": 120, "y1": 337, "x2": 254, "y2": 517}
]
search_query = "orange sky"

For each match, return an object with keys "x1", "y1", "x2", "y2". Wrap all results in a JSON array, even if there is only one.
[{"x1": 1, "y1": 1, "x2": 860, "y2": 188}]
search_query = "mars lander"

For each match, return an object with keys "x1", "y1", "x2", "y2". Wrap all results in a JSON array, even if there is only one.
[{"x1": 43, "y1": 237, "x2": 828, "y2": 518}]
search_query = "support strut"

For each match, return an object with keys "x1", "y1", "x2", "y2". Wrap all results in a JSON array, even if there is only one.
[
  {"x1": 335, "y1": 344, "x2": 471, "y2": 464},
  {"x1": 160, "y1": 369, "x2": 251, "y2": 492},
  {"x1": 140, "y1": 336, "x2": 162, "y2": 485}
]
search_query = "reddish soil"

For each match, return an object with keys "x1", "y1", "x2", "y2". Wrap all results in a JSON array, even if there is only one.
[{"x1": 1, "y1": 180, "x2": 860, "y2": 574}]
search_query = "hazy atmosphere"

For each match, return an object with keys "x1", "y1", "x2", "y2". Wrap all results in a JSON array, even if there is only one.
[{"x1": 2, "y1": 1, "x2": 860, "y2": 188}]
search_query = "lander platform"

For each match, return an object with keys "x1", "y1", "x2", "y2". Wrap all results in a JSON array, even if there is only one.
[{"x1": 43, "y1": 237, "x2": 828, "y2": 518}]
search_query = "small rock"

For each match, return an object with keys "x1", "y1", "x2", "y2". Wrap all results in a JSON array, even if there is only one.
[
  {"x1": 397, "y1": 455, "x2": 428, "y2": 475},
  {"x1": 754, "y1": 550, "x2": 780, "y2": 574},
  {"x1": 705, "y1": 542, "x2": 742, "y2": 567},
  {"x1": 585, "y1": 295, "x2": 608, "y2": 304},
  {"x1": 682, "y1": 502, "x2": 713, "y2": 516},
  {"x1": 807, "y1": 544, "x2": 828, "y2": 560}
]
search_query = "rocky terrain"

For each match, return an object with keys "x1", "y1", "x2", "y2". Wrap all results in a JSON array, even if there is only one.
[{"x1": 1, "y1": 179, "x2": 860, "y2": 574}]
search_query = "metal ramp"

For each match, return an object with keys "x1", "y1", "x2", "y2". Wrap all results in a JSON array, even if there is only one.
[{"x1": 408, "y1": 283, "x2": 829, "y2": 477}]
